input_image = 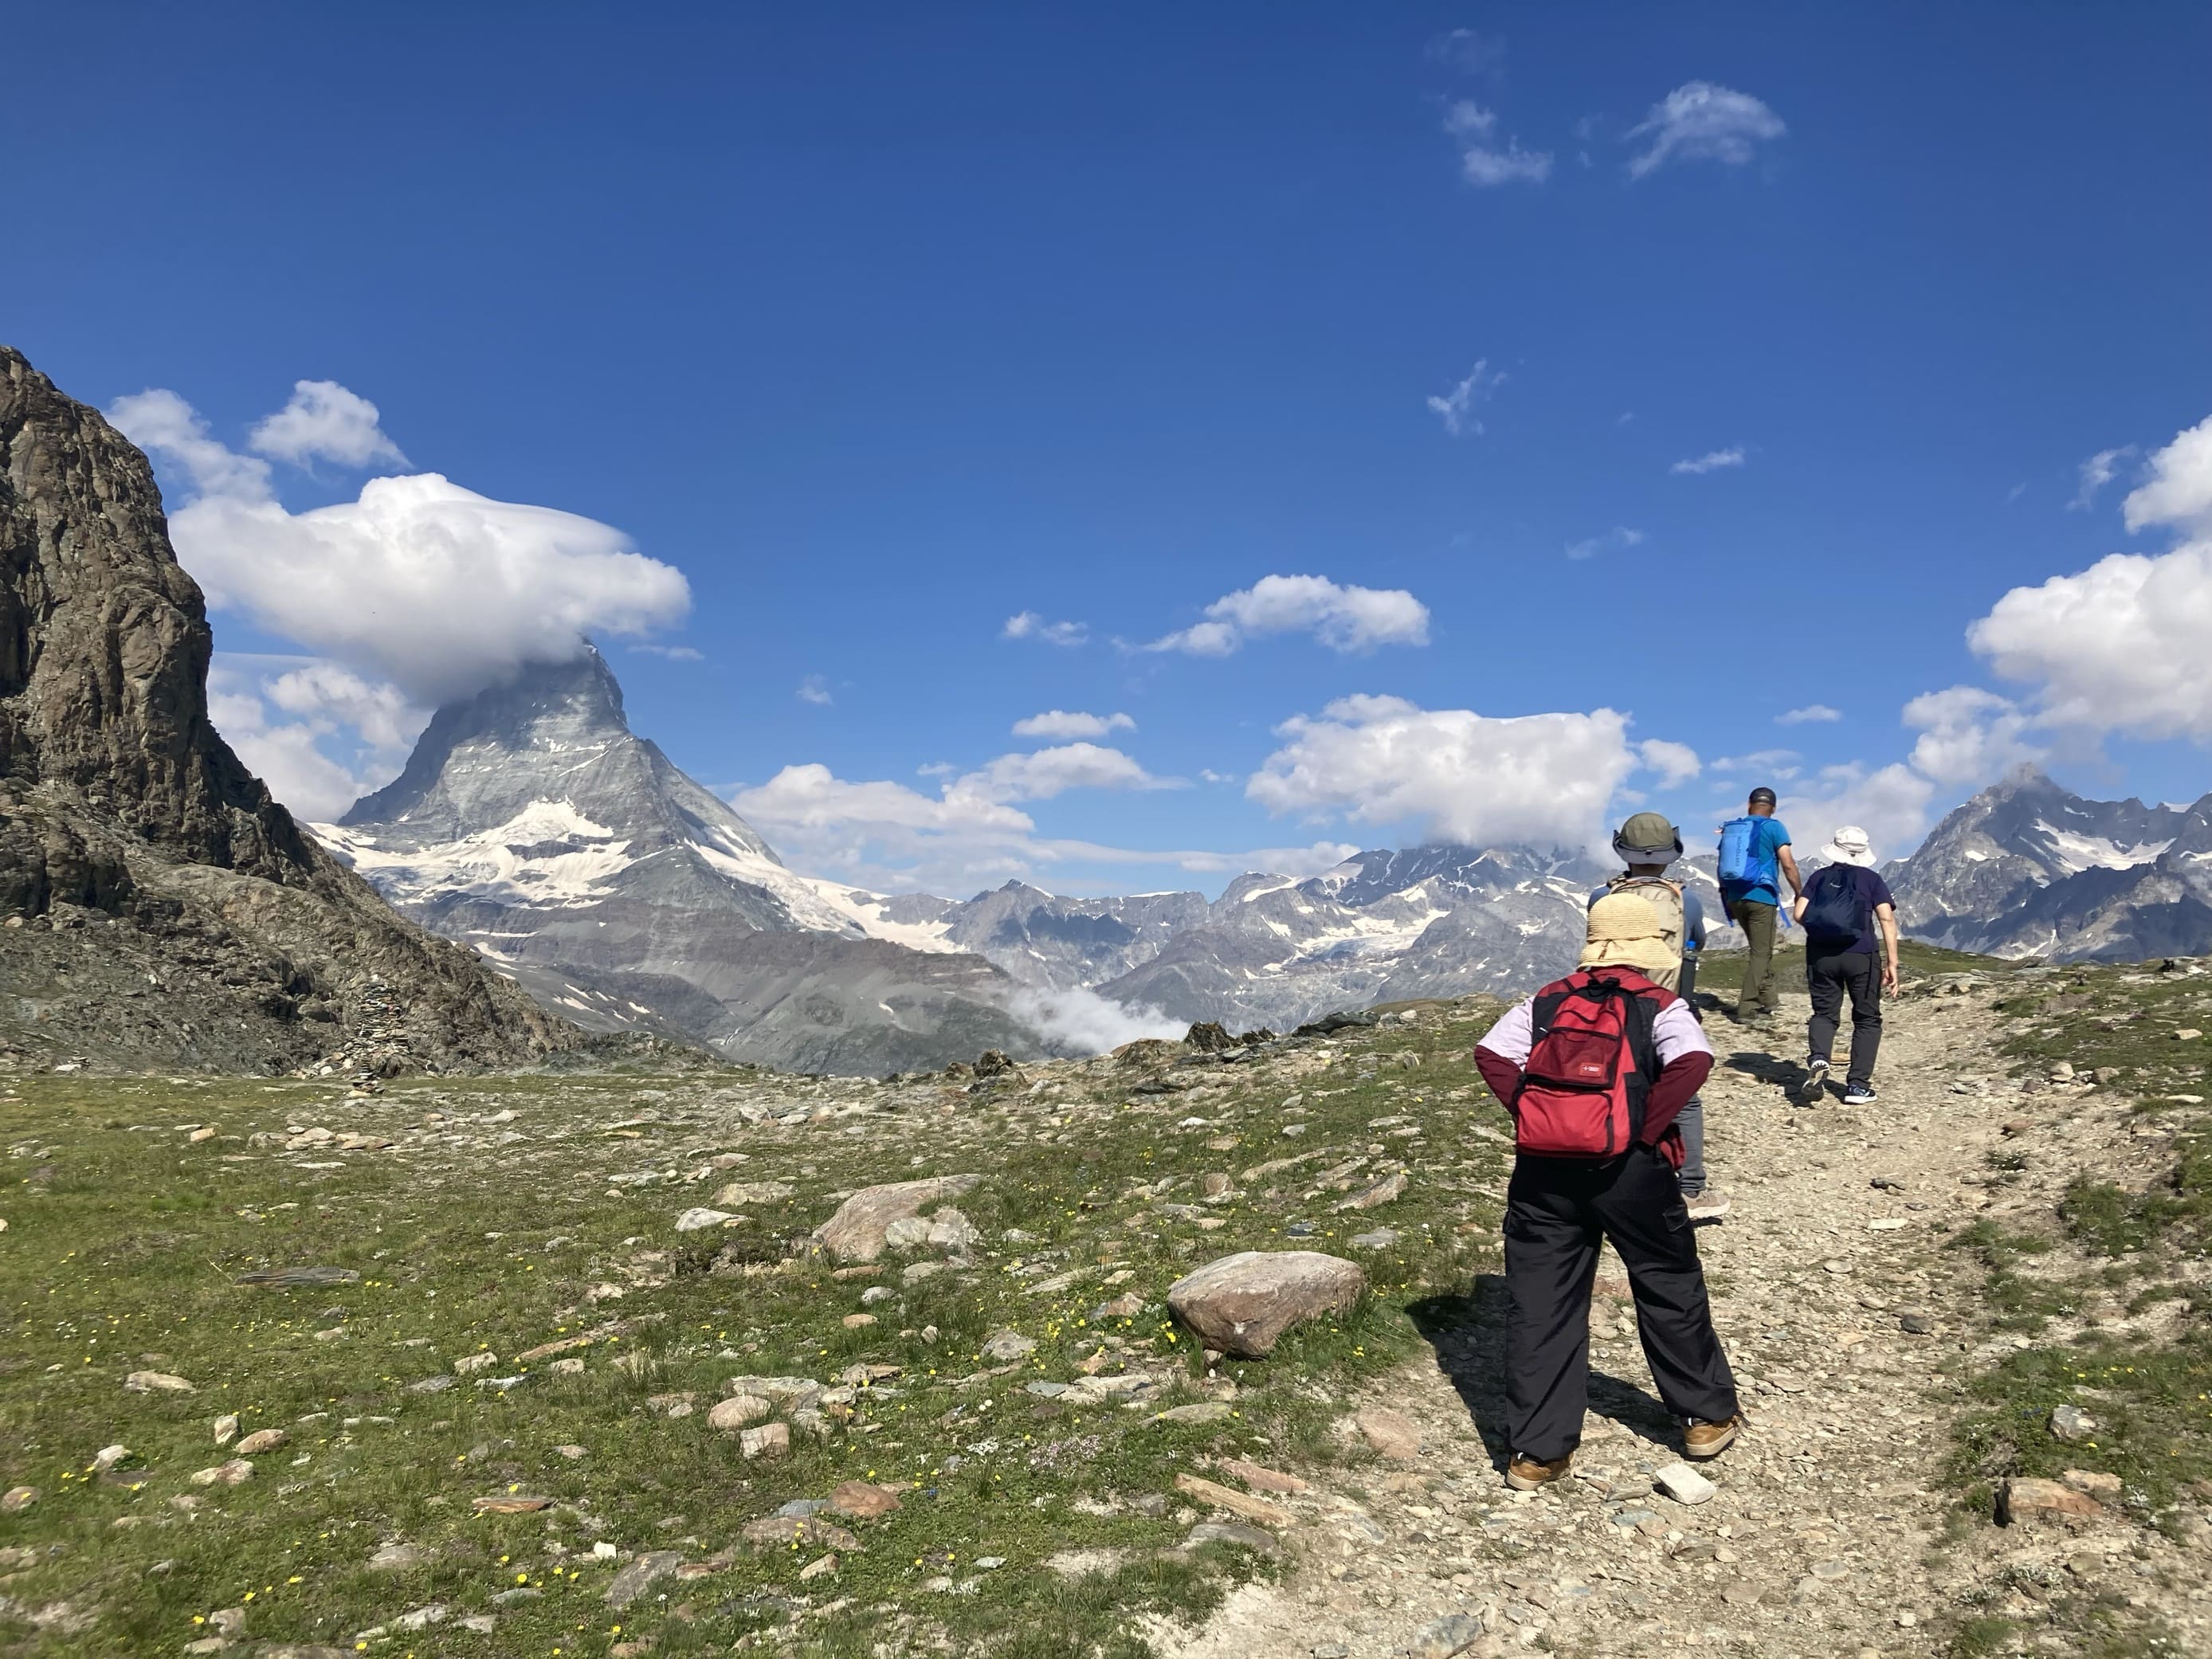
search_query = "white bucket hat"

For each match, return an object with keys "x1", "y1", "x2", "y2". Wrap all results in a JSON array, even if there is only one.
[{"x1": 1821, "y1": 825, "x2": 1877, "y2": 867}]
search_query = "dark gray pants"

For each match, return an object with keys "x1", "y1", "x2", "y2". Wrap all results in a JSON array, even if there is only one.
[
  {"x1": 1503, "y1": 1147, "x2": 1739, "y2": 1460},
  {"x1": 1806, "y1": 948, "x2": 1881, "y2": 1088}
]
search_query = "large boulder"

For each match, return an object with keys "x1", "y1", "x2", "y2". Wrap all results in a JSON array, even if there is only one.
[
  {"x1": 1167, "y1": 1250, "x2": 1367, "y2": 1359},
  {"x1": 812, "y1": 1175, "x2": 982, "y2": 1263}
]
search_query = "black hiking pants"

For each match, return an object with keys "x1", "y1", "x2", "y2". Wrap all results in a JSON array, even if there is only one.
[
  {"x1": 1806, "y1": 947, "x2": 1882, "y2": 1088},
  {"x1": 1503, "y1": 1146, "x2": 1739, "y2": 1461}
]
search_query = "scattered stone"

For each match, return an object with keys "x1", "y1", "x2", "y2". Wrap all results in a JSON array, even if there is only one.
[
  {"x1": 408, "y1": 1375, "x2": 457, "y2": 1395},
  {"x1": 826, "y1": 1480, "x2": 902, "y2": 1520},
  {"x1": 841, "y1": 1313, "x2": 877, "y2": 1329},
  {"x1": 368, "y1": 1543, "x2": 428, "y2": 1572},
  {"x1": 1158, "y1": 1402, "x2": 1233, "y2": 1425},
  {"x1": 860, "y1": 1285, "x2": 896, "y2": 1306},
  {"x1": 471, "y1": 1494, "x2": 554, "y2": 1514},
  {"x1": 452, "y1": 1351, "x2": 500, "y2": 1375},
  {"x1": 1900, "y1": 1312, "x2": 1935, "y2": 1335},
  {"x1": 1999, "y1": 1477, "x2": 2103, "y2": 1524},
  {"x1": 233, "y1": 1429, "x2": 288, "y2": 1456},
  {"x1": 1166, "y1": 1250, "x2": 1367, "y2": 1359},
  {"x1": 1999, "y1": 1119, "x2": 2033, "y2": 1136},
  {"x1": 708, "y1": 1395, "x2": 771, "y2": 1431},
  {"x1": 813, "y1": 1175, "x2": 983, "y2": 1263},
  {"x1": 902, "y1": 1261, "x2": 943, "y2": 1285},
  {"x1": 92, "y1": 1444, "x2": 131, "y2": 1472},
  {"x1": 2049, "y1": 1405, "x2": 2098, "y2": 1443},
  {"x1": 673, "y1": 1207, "x2": 736, "y2": 1233},
  {"x1": 981, "y1": 1329, "x2": 1037, "y2": 1362},
  {"x1": 2061, "y1": 1469, "x2": 2124, "y2": 1498},
  {"x1": 1173, "y1": 1473, "x2": 1288, "y2": 1528},
  {"x1": 605, "y1": 1550, "x2": 684, "y2": 1609},
  {"x1": 645, "y1": 1393, "x2": 697, "y2": 1418},
  {"x1": 1092, "y1": 1292, "x2": 1144, "y2": 1320},
  {"x1": 1186, "y1": 1520, "x2": 1280, "y2": 1555},
  {"x1": 739, "y1": 1515, "x2": 860, "y2": 1552},
  {"x1": 233, "y1": 1266, "x2": 359, "y2": 1288},
  {"x1": 1355, "y1": 1405, "x2": 1422, "y2": 1462},
  {"x1": 212, "y1": 1414, "x2": 238, "y2": 1445},
  {"x1": 739, "y1": 1422, "x2": 790, "y2": 1460},
  {"x1": 797, "y1": 1553, "x2": 838, "y2": 1581},
  {"x1": 1219, "y1": 1457, "x2": 1309, "y2": 1495},
  {"x1": 124, "y1": 1370, "x2": 194, "y2": 1393},
  {"x1": 1653, "y1": 1461, "x2": 1717, "y2": 1505},
  {"x1": 0, "y1": 1486, "x2": 34, "y2": 1513},
  {"x1": 2175, "y1": 1029, "x2": 2203, "y2": 1042},
  {"x1": 190, "y1": 1459, "x2": 253, "y2": 1487},
  {"x1": 712, "y1": 1180, "x2": 794, "y2": 1207},
  {"x1": 1349, "y1": 1228, "x2": 1399, "y2": 1249},
  {"x1": 1406, "y1": 1611, "x2": 1488, "y2": 1657},
  {"x1": 1335, "y1": 1171, "x2": 1407, "y2": 1211}
]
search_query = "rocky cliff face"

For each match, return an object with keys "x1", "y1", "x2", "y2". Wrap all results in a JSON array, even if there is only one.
[
  {"x1": 1888, "y1": 770, "x2": 2212, "y2": 961},
  {"x1": 0, "y1": 345, "x2": 575, "y2": 1073},
  {"x1": 318, "y1": 649, "x2": 1050, "y2": 1074}
]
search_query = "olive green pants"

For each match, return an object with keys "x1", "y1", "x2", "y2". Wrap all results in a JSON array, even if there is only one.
[{"x1": 1727, "y1": 898, "x2": 1781, "y2": 1015}]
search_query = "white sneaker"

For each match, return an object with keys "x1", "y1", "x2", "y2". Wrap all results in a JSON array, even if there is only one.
[
  {"x1": 1797, "y1": 1057, "x2": 1830, "y2": 1104},
  {"x1": 1684, "y1": 1191, "x2": 1732, "y2": 1222}
]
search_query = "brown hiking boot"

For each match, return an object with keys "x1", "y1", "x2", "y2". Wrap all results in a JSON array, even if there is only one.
[
  {"x1": 1504, "y1": 1453, "x2": 1571, "y2": 1491},
  {"x1": 1684, "y1": 1414, "x2": 1743, "y2": 1459}
]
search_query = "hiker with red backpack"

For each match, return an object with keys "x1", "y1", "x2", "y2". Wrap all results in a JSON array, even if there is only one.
[
  {"x1": 1791, "y1": 825, "x2": 1900, "y2": 1106},
  {"x1": 1474, "y1": 894, "x2": 1742, "y2": 1491},
  {"x1": 1586, "y1": 811, "x2": 1728, "y2": 1221},
  {"x1": 1716, "y1": 786, "x2": 1803, "y2": 1025}
]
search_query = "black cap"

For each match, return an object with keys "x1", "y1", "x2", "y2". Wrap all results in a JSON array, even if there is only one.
[{"x1": 1748, "y1": 786, "x2": 1778, "y2": 806}]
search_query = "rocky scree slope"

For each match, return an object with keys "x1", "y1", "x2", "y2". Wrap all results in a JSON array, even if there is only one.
[
  {"x1": 317, "y1": 650, "x2": 1047, "y2": 1076},
  {"x1": 0, "y1": 344, "x2": 572, "y2": 1074},
  {"x1": 1888, "y1": 769, "x2": 2212, "y2": 963}
]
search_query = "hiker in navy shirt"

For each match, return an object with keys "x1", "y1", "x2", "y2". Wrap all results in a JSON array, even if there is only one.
[{"x1": 1790, "y1": 826, "x2": 1900, "y2": 1107}]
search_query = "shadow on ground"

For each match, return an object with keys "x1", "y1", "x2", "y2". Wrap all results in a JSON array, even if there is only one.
[{"x1": 1404, "y1": 1277, "x2": 1679, "y2": 1469}]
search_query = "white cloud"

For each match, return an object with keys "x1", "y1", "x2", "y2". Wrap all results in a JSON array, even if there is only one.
[
  {"x1": 1012, "y1": 709, "x2": 1135, "y2": 740},
  {"x1": 1426, "y1": 359, "x2": 1504, "y2": 436},
  {"x1": 112, "y1": 386, "x2": 691, "y2": 708},
  {"x1": 1002, "y1": 611, "x2": 1088, "y2": 646},
  {"x1": 206, "y1": 654, "x2": 427, "y2": 821},
  {"x1": 247, "y1": 379, "x2": 409, "y2": 469},
  {"x1": 1006, "y1": 985, "x2": 1184, "y2": 1053},
  {"x1": 797, "y1": 673, "x2": 834, "y2": 706},
  {"x1": 1637, "y1": 739, "x2": 1702, "y2": 786},
  {"x1": 1565, "y1": 526, "x2": 1644, "y2": 561},
  {"x1": 630, "y1": 643, "x2": 704, "y2": 661},
  {"x1": 1901, "y1": 686, "x2": 2045, "y2": 785},
  {"x1": 1776, "y1": 704, "x2": 1842, "y2": 724},
  {"x1": 2070, "y1": 445, "x2": 2136, "y2": 511},
  {"x1": 1143, "y1": 575, "x2": 1430, "y2": 657},
  {"x1": 1441, "y1": 101, "x2": 1551, "y2": 186},
  {"x1": 1626, "y1": 82, "x2": 1786, "y2": 179},
  {"x1": 955, "y1": 743, "x2": 1179, "y2": 805},
  {"x1": 1709, "y1": 747, "x2": 1800, "y2": 779},
  {"x1": 1669, "y1": 446, "x2": 1745, "y2": 476},
  {"x1": 1247, "y1": 694, "x2": 1637, "y2": 852},
  {"x1": 1762, "y1": 763, "x2": 1935, "y2": 869},
  {"x1": 1426, "y1": 29, "x2": 1505, "y2": 74},
  {"x1": 2122, "y1": 414, "x2": 2212, "y2": 535}
]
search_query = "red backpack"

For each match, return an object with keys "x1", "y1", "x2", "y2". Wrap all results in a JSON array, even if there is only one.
[{"x1": 1511, "y1": 967, "x2": 1672, "y2": 1157}]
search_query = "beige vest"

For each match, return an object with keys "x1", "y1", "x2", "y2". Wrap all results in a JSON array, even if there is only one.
[{"x1": 1604, "y1": 876, "x2": 1686, "y2": 992}]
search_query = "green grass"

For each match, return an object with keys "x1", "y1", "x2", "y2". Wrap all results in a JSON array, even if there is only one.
[{"x1": 0, "y1": 1009, "x2": 1513, "y2": 1656}]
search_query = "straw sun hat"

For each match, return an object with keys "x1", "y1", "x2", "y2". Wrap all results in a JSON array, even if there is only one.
[{"x1": 1579, "y1": 891, "x2": 1677, "y2": 979}]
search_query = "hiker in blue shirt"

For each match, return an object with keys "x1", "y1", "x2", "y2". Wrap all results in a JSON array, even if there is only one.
[
  {"x1": 1585, "y1": 812, "x2": 1728, "y2": 1222},
  {"x1": 1715, "y1": 787, "x2": 1802, "y2": 1025}
]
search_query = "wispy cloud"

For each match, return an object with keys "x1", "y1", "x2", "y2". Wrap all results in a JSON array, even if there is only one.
[
  {"x1": 2070, "y1": 445, "x2": 2136, "y2": 511},
  {"x1": 1565, "y1": 526, "x2": 1645, "y2": 562},
  {"x1": 1013, "y1": 710, "x2": 1135, "y2": 740},
  {"x1": 1626, "y1": 82, "x2": 1786, "y2": 179},
  {"x1": 1002, "y1": 610, "x2": 1088, "y2": 647},
  {"x1": 631, "y1": 642, "x2": 703, "y2": 661},
  {"x1": 1669, "y1": 445, "x2": 1746, "y2": 476},
  {"x1": 1141, "y1": 575, "x2": 1430, "y2": 656},
  {"x1": 1637, "y1": 739, "x2": 1702, "y2": 786},
  {"x1": 1442, "y1": 102, "x2": 1552, "y2": 187},
  {"x1": 797, "y1": 673, "x2": 833, "y2": 706},
  {"x1": 1777, "y1": 704, "x2": 1842, "y2": 725},
  {"x1": 1426, "y1": 359, "x2": 1505, "y2": 437},
  {"x1": 1425, "y1": 29, "x2": 1504, "y2": 75}
]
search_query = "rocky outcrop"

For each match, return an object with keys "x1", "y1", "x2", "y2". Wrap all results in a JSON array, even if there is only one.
[
  {"x1": 0, "y1": 345, "x2": 574, "y2": 1073},
  {"x1": 811, "y1": 1174, "x2": 982, "y2": 1263}
]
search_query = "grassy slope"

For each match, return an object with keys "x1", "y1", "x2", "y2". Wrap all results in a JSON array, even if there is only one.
[{"x1": 0, "y1": 1007, "x2": 1512, "y2": 1657}]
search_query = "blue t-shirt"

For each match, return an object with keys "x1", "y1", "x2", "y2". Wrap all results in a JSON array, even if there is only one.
[{"x1": 1720, "y1": 817, "x2": 1791, "y2": 907}]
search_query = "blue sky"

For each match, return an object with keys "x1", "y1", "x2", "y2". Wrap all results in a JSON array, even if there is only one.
[{"x1": 9, "y1": 5, "x2": 2212, "y2": 896}]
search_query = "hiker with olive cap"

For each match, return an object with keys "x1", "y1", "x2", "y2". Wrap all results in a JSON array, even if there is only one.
[
  {"x1": 1587, "y1": 812, "x2": 1727, "y2": 1221},
  {"x1": 1475, "y1": 893, "x2": 1742, "y2": 1491},
  {"x1": 1792, "y1": 825, "x2": 1900, "y2": 1106},
  {"x1": 1716, "y1": 786, "x2": 1803, "y2": 1025}
]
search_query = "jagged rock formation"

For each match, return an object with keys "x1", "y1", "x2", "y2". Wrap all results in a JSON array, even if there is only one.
[
  {"x1": 927, "y1": 880, "x2": 1210, "y2": 990},
  {"x1": 1888, "y1": 769, "x2": 2212, "y2": 961},
  {"x1": 0, "y1": 344, "x2": 575, "y2": 1074},
  {"x1": 317, "y1": 651, "x2": 1047, "y2": 1074}
]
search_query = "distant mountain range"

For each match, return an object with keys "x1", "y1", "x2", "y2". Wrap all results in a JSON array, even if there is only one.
[
  {"x1": 312, "y1": 650, "x2": 2212, "y2": 1073},
  {"x1": 1886, "y1": 770, "x2": 2212, "y2": 962}
]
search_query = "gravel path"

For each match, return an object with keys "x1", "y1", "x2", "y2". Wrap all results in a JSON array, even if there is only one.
[{"x1": 1164, "y1": 982, "x2": 2025, "y2": 1659}]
